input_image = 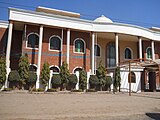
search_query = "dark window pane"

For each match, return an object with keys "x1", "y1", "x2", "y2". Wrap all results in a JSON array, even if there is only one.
[
  {"x1": 50, "y1": 67, "x2": 59, "y2": 73},
  {"x1": 75, "y1": 39, "x2": 84, "y2": 53},
  {"x1": 147, "y1": 47, "x2": 152, "y2": 59},
  {"x1": 107, "y1": 43, "x2": 116, "y2": 67},
  {"x1": 50, "y1": 37, "x2": 61, "y2": 50},
  {"x1": 128, "y1": 72, "x2": 136, "y2": 83},
  {"x1": 94, "y1": 45, "x2": 100, "y2": 56},
  {"x1": 27, "y1": 34, "x2": 39, "y2": 48},
  {"x1": 125, "y1": 48, "x2": 132, "y2": 59}
]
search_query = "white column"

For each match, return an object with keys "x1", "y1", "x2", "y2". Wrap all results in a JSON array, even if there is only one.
[
  {"x1": 115, "y1": 33, "x2": 119, "y2": 66},
  {"x1": 66, "y1": 29, "x2": 70, "y2": 67},
  {"x1": 49, "y1": 70, "x2": 53, "y2": 89},
  {"x1": 91, "y1": 32, "x2": 95, "y2": 74},
  {"x1": 87, "y1": 72, "x2": 90, "y2": 90},
  {"x1": 75, "y1": 71, "x2": 79, "y2": 90},
  {"x1": 36, "y1": 25, "x2": 43, "y2": 89},
  {"x1": 138, "y1": 37, "x2": 142, "y2": 61},
  {"x1": 151, "y1": 40, "x2": 155, "y2": 60},
  {"x1": 5, "y1": 21, "x2": 13, "y2": 88}
]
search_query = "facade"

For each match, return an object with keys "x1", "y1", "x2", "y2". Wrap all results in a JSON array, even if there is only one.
[{"x1": 0, "y1": 6, "x2": 160, "y2": 92}]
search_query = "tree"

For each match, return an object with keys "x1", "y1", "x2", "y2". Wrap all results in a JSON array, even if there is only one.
[
  {"x1": 27, "y1": 71, "x2": 37, "y2": 90},
  {"x1": 96, "y1": 61, "x2": 107, "y2": 91},
  {"x1": 79, "y1": 69, "x2": 87, "y2": 91},
  {"x1": 52, "y1": 74, "x2": 61, "y2": 89},
  {"x1": 18, "y1": 54, "x2": 29, "y2": 88},
  {"x1": 89, "y1": 75, "x2": 99, "y2": 89},
  {"x1": 106, "y1": 76, "x2": 112, "y2": 91},
  {"x1": 114, "y1": 67, "x2": 121, "y2": 92},
  {"x1": 60, "y1": 61, "x2": 70, "y2": 90},
  {"x1": 68, "y1": 74, "x2": 78, "y2": 90},
  {"x1": 8, "y1": 70, "x2": 20, "y2": 89},
  {"x1": 40, "y1": 62, "x2": 50, "y2": 88},
  {"x1": 0, "y1": 57, "x2": 6, "y2": 88}
]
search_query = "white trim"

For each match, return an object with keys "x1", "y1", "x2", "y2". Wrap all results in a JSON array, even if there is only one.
[
  {"x1": 26, "y1": 32, "x2": 39, "y2": 50},
  {"x1": 0, "y1": 21, "x2": 8, "y2": 28},
  {"x1": 124, "y1": 47, "x2": 133, "y2": 60},
  {"x1": 48, "y1": 35, "x2": 62, "y2": 52},
  {"x1": 9, "y1": 8, "x2": 160, "y2": 41},
  {"x1": 73, "y1": 38, "x2": 86, "y2": 54},
  {"x1": 94, "y1": 44, "x2": 101, "y2": 57},
  {"x1": 29, "y1": 64, "x2": 38, "y2": 68},
  {"x1": 72, "y1": 66, "x2": 83, "y2": 74}
]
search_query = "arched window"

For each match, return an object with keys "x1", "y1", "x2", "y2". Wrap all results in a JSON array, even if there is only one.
[
  {"x1": 50, "y1": 36, "x2": 61, "y2": 51},
  {"x1": 125, "y1": 48, "x2": 132, "y2": 59},
  {"x1": 29, "y1": 64, "x2": 37, "y2": 72},
  {"x1": 27, "y1": 33, "x2": 39, "y2": 48},
  {"x1": 146, "y1": 47, "x2": 152, "y2": 59},
  {"x1": 128, "y1": 72, "x2": 136, "y2": 83},
  {"x1": 107, "y1": 42, "x2": 116, "y2": 67},
  {"x1": 50, "y1": 66, "x2": 60, "y2": 74},
  {"x1": 74, "y1": 39, "x2": 85, "y2": 53},
  {"x1": 94, "y1": 44, "x2": 100, "y2": 57}
]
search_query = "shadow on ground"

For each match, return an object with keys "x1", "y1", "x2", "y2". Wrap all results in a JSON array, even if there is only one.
[{"x1": 146, "y1": 113, "x2": 160, "y2": 120}]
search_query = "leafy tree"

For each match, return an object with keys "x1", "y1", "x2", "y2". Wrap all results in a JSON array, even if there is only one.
[
  {"x1": 27, "y1": 71, "x2": 37, "y2": 90},
  {"x1": 0, "y1": 57, "x2": 6, "y2": 88},
  {"x1": 18, "y1": 54, "x2": 29, "y2": 87},
  {"x1": 89, "y1": 75, "x2": 99, "y2": 89},
  {"x1": 68, "y1": 74, "x2": 78, "y2": 90},
  {"x1": 40, "y1": 62, "x2": 50, "y2": 88},
  {"x1": 106, "y1": 76, "x2": 112, "y2": 91},
  {"x1": 60, "y1": 61, "x2": 70, "y2": 90},
  {"x1": 52, "y1": 74, "x2": 61, "y2": 89},
  {"x1": 114, "y1": 67, "x2": 121, "y2": 92},
  {"x1": 96, "y1": 61, "x2": 107, "y2": 91},
  {"x1": 79, "y1": 69, "x2": 87, "y2": 91},
  {"x1": 8, "y1": 70, "x2": 20, "y2": 89}
]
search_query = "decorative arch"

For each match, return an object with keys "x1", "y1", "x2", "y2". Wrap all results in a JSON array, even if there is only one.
[
  {"x1": 128, "y1": 71, "x2": 136, "y2": 83},
  {"x1": 125, "y1": 47, "x2": 133, "y2": 59},
  {"x1": 27, "y1": 32, "x2": 39, "y2": 49},
  {"x1": 72, "y1": 66, "x2": 83, "y2": 73},
  {"x1": 50, "y1": 65, "x2": 60, "y2": 74},
  {"x1": 74, "y1": 38, "x2": 86, "y2": 53},
  {"x1": 49, "y1": 35, "x2": 62, "y2": 51}
]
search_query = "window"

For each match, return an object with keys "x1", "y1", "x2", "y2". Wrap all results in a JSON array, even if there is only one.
[
  {"x1": 50, "y1": 66, "x2": 60, "y2": 74},
  {"x1": 73, "y1": 67, "x2": 82, "y2": 73},
  {"x1": 29, "y1": 64, "x2": 37, "y2": 72},
  {"x1": 125, "y1": 48, "x2": 132, "y2": 59},
  {"x1": 107, "y1": 42, "x2": 116, "y2": 67},
  {"x1": 27, "y1": 33, "x2": 39, "y2": 48},
  {"x1": 128, "y1": 72, "x2": 136, "y2": 83},
  {"x1": 146, "y1": 47, "x2": 152, "y2": 59},
  {"x1": 74, "y1": 39, "x2": 85, "y2": 53},
  {"x1": 50, "y1": 36, "x2": 61, "y2": 51},
  {"x1": 94, "y1": 44, "x2": 100, "y2": 57}
]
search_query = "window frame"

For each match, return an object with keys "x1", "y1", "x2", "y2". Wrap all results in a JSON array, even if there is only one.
[
  {"x1": 49, "y1": 35, "x2": 62, "y2": 52},
  {"x1": 146, "y1": 47, "x2": 152, "y2": 59},
  {"x1": 26, "y1": 32, "x2": 39, "y2": 50},
  {"x1": 73, "y1": 38, "x2": 86, "y2": 54},
  {"x1": 124, "y1": 47, "x2": 133, "y2": 60},
  {"x1": 50, "y1": 65, "x2": 60, "y2": 74},
  {"x1": 128, "y1": 71, "x2": 136, "y2": 83}
]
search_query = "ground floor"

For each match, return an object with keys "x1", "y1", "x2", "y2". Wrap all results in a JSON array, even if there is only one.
[{"x1": 0, "y1": 92, "x2": 160, "y2": 120}]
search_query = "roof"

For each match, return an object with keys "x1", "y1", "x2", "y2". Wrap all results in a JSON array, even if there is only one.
[{"x1": 94, "y1": 15, "x2": 113, "y2": 23}]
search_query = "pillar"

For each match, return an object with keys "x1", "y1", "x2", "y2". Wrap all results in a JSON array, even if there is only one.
[
  {"x1": 87, "y1": 72, "x2": 90, "y2": 90},
  {"x1": 91, "y1": 32, "x2": 95, "y2": 74},
  {"x1": 151, "y1": 41, "x2": 155, "y2": 60},
  {"x1": 36, "y1": 25, "x2": 43, "y2": 89},
  {"x1": 75, "y1": 71, "x2": 80, "y2": 90},
  {"x1": 5, "y1": 21, "x2": 13, "y2": 88},
  {"x1": 115, "y1": 33, "x2": 119, "y2": 66},
  {"x1": 138, "y1": 37, "x2": 142, "y2": 61},
  {"x1": 66, "y1": 29, "x2": 70, "y2": 67}
]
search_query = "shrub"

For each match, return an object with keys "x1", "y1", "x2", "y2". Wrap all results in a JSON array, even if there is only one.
[
  {"x1": 41, "y1": 62, "x2": 50, "y2": 87},
  {"x1": 32, "y1": 88, "x2": 44, "y2": 92},
  {"x1": 27, "y1": 71, "x2": 37, "y2": 90},
  {"x1": 68, "y1": 74, "x2": 78, "y2": 89},
  {"x1": 71, "y1": 89, "x2": 82, "y2": 92},
  {"x1": 2, "y1": 88, "x2": 12, "y2": 91},
  {"x1": 79, "y1": 69, "x2": 87, "y2": 91},
  {"x1": 89, "y1": 75, "x2": 99, "y2": 89},
  {"x1": 114, "y1": 67, "x2": 121, "y2": 92},
  {"x1": 86, "y1": 89, "x2": 97, "y2": 92},
  {"x1": 47, "y1": 88, "x2": 57, "y2": 92},
  {"x1": 0, "y1": 57, "x2": 6, "y2": 88},
  {"x1": 8, "y1": 70, "x2": 21, "y2": 89},
  {"x1": 52, "y1": 74, "x2": 61, "y2": 88},
  {"x1": 106, "y1": 76, "x2": 112, "y2": 91}
]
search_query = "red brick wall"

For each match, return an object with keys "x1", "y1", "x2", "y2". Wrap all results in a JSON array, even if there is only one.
[{"x1": 22, "y1": 25, "x2": 91, "y2": 73}]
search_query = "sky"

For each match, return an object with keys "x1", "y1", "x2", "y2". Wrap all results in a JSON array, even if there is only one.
[{"x1": 0, "y1": 0, "x2": 160, "y2": 28}]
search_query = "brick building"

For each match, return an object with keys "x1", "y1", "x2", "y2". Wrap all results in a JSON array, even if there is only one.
[{"x1": 0, "y1": 6, "x2": 160, "y2": 92}]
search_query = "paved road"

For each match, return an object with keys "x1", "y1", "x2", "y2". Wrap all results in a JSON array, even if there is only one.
[{"x1": 0, "y1": 92, "x2": 160, "y2": 120}]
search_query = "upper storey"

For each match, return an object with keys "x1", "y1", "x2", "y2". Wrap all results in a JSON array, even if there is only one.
[{"x1": 7, "y1": 7, "x2": 160, "y2": 41}]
